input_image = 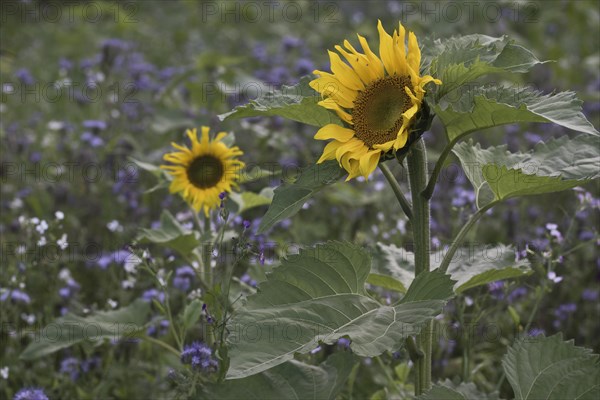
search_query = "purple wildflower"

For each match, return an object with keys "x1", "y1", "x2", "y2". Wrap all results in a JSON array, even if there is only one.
[
  {"x1": 180, "y1": 342, "x2": 218, "y2": 372},
  {"x1": 13, "y1": 388, "x2": 48, "y2": 400}
]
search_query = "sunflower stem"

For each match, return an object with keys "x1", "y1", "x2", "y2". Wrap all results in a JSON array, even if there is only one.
[
  {"x1": 406, "y1": 138, "x2": 432, "y2": 395},
  {"x1": 203, "y1": 213, "x2": 212, "y2": 287},
  {"x1": 379, "y1": 163, "x2": 412, "y2": 220}
]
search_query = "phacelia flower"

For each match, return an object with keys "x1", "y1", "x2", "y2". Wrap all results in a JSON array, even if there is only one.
[
  {"x1": 161, "y1": 127, "x2": 245, "y2": 216},
  {"x1": 180, "y1": 342, "x2": 218, "y2": 372},
  {"x1": 13, "y1": 388, "x2": 48, "y2": 400},
  {"x1": 310, "y1": 20, "x2": 441, "y2": 180}
]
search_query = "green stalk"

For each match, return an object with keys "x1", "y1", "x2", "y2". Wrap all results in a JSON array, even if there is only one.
[
  {"x1": 438, "y1": 202, "x2": 495, "y2": 273},
  {"x1": 406, "y1": 138, "x2": 432, "y2": 394},
  {"x1": 379, "y1": 163, "x2": 413, "y2": 220},
  {"x1": 203, "y1": 213, "x2": 213, "y2": 287}
]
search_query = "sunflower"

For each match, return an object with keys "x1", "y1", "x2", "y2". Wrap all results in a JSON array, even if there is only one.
[
  {"x1": 310, "y1": 20, "x2": 441, "y2": 180},
  {"x1": 161, "y1": 127, "x2": 245, "y2": 216}
]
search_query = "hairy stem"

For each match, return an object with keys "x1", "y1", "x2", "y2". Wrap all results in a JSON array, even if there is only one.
[{"x1": 406, "y1": 138, "x2": 431, "y2": 394}]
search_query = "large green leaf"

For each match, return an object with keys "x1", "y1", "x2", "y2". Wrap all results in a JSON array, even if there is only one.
[
  {"x1": 440, "y1": 244, "x2": 532, "y2": 293},
  {"x1": 426, "y1": 34, "x2": 543, "y2": 100},
  {"x1": 20, "y1": 300, "x2": 151, "y2": 360},
  {"x1": 257, "y1": 160, "x2": 346, "y2": 233},
  {"x1": 206, "y1": 352, "x2": 354, "y2": 400},
  {"x1": 419, "y1": 379, "x2": 501, "y2": 400},
  {"x1": 226, "y1": 242, "x2": 452, "y2": 379},
  {"x1": 368, "y1": 243, "x2": 415, "y2": 293},
  {"x1": 453, "y1": 135, "x2": 600, "y2": 209},
  {"x1": 434, "y1": 86, "x2": 598, "y2": 142},
  {"x1": 369, "y1": 243, "x2": 530, "y2": 294},
  {"x1": 219, "y1": 76, "x2": 342, "y2": 127},
  {"x1": 137, "y1": 210, "x2": 199, "y2": 256},
  {"x1": 502, "y1": 334, "x2": 600, "y2": 400},
  {"x1": 229, "y1": 188, "x2": 274, "y2": 213}
]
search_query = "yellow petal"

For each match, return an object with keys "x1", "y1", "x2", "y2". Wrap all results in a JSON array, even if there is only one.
[
  {"x1": 214, "y1": 131, "x2": 228, "y2": 142},
  {"x1": 407, "y1": 31, "x2": 421, "y2": 75},
  {"x1": 314, "y1": 124, "x2": 356, "y2": 142},
  {"x1": 377, "y1": 20, "x2": 397, "y2": 76},
  {"x1": 335, "y1": 138, "x2": 364, "y2": 161},
  {"x1": 357, "y1": 34, "x2": 384, "y2": 79},
  {"x1": 310, "y1": 73, "x2": 358, "y2": 103},
  {"x1": 200, "y1": 126, "x2": 210, "y2": 147},
  {"x1": 318, "y1": 99, "x2": 353, "y2": 125},
  {"x1": 373, "y1": 139, "x2": 395, "y2": 152},
  {"x1": 317, "y1": 140, "x2": 345, "y2": 163},
  {"x1": 359, "y1": 149, "x2": 381, "y2": 179},
  {"x1": 327, "y1": 51, "x2": 364, "y2": 91},
  {"x1": 336, "y1": 44, "x2": 379, "y2": 85},
  {"x1": 393, "y1": 130, "x2": 409, "y2": 150}
]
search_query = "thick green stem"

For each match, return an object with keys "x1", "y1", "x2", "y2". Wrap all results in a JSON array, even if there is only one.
[
  {"x1": 406, "y1": 138, "x2": 431, "y2": 394},
  {"x1": 203, "y1": 213, "x2": 212, "y2": 287}
]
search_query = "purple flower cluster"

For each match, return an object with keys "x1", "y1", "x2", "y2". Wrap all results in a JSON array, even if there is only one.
[
  {"x1": 180, "y1": 342, "x2": 218, "y2": 372},
  {"x1": 172, "y1": 266, "x2": 196, "y2": 292},
  {"x1": 13, "y1": 388, "x2": 48, "y2": 400}
]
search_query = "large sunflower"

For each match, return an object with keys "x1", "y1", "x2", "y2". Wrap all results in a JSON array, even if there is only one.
[
  {"x1": 161, "y1": 127, "x2": 245, "y2": 216},
  {"x1": 310, "y1": 20, "x2": 441, "y2": 180}
]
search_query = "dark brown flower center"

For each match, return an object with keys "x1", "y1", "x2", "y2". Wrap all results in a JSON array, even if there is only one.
[
  {"x1": 352, "y1": 75, "x2": 413, "y2": 147},
  {"x1": 187, "y1": 155, "x2": 224, "y2": 189}
]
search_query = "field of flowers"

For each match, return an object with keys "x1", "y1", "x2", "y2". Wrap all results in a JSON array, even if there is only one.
[{"x1": 1, "y1": 1, "x2": 599, "y2": 399}]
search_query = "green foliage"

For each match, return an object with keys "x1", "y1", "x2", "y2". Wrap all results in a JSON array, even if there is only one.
[
  {"x1": 20, "y1": 300, "x2": 151, "y2": 361},
  {"x1": 229, "y1": 188, "x2": 274, "y2": 214},
  {"x1": 136, "y1": 210, "x2": 199, "y2": 257},
  {"x1": 257, "y1": 160, "x2": 346, "y2": 233},
  {"x1": 205, "y1": 352, "x2": 355, "y2": 399},
  {"x1": 426, "y1": 34, "x2": 543, "y2": 99},
  {"x1": 369, "y1": 243, "x2": 531, "y2": 294},
  {"x1": 434, "y1": 86, "x2": 598, "y2": 142},
  {"x1": 219, "y1": 76, "x2": 342, "y2": 127},
  {"x1": 182, "y1": 299, "x2": 203, "y2": 332},
  {"x1": 453, "y1": 135, "x2": 600, "y2": 209},
  {"x1": 502, "y1": 334, "x2": 600, "y2": 400},
  {"x1": 226, "y1": 242, "x2": 453, "y2": 379},
  {"x1": 419, "y1": 379, "x2": 501, "y2": 400}
]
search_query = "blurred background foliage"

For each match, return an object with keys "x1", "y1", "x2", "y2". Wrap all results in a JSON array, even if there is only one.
[{"x1": 1, "y1": 0, "x2": 598, "y2": 399}]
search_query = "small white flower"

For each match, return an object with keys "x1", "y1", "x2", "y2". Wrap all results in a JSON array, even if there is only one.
[
  {"x1": 10, "y1": 198, "x2": 23, "y2": 210},
  {"x1": 21, "y1": 313, "x2": 36, "y2": 325},
  {"x1": 124, "y1": 253, "x2": 141, "y2": 274},
  {"x1": 16, "y1": 245, "x2": 26, "y2": 255},
  {"x1": 18, "y1": 282, "x2": 25, "y2": 289},
  {"x1": 37, "y1": 236, "x2": 47, "y2": 246},
  {"x1": 465, "y1": 296, "x2": 474, "y2": 306},
  {"x1": 57, "y1": 234, "x2": 68, "y2": 250},
  {"x1": 48, "y1": 120, "x2": 64, "y2": 130},
  {"x1": 30, "y1": 217, "x2": 40, "y2": 225},
  {"x1": 18, "y1": 216, "x2": 27, "y2": 225},
  {"x1": 0, "y1": 366, "x2": 9, "y2": 379},
  {"x1": 107, "y1": 220, "x2": 123, "y2": 232},
  {"x1": 121, "y1": 277, "x2": 137, "y2": 289},
  {"x1": 55, "y1": 211, "x2": 64, "y2": 220},
  {"x1": 548, "y1": 271, "x2": 563, "y2": 283},
  {"x1": 35, "y1": 220, "x2": 48, "y2": 234},
  {"x1": 58, "y1": 268, "x2": 72, "y2": 281},
  {"x1": 107, "y1": 299, "x2": 118, "y2": 309}
]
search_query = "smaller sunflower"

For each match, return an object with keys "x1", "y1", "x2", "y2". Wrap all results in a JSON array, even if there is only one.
[{"x1": 161, "y1": 127, "x2": 245, "y2": 216}]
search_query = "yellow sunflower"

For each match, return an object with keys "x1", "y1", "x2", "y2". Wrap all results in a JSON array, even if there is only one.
[
  {"x1": 310, "y1": 20, "x2": 441, "y2": 180},
  {"x1": 161, "y1": 127, "x2": 245, "y2": 216}
]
